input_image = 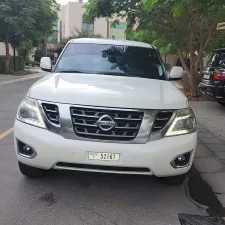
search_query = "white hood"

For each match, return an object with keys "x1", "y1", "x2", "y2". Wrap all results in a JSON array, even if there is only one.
[{"x1": 28, "y1": 73, "x2": 188, "y2": 109}]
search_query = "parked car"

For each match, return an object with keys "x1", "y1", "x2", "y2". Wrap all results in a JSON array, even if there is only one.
[
  {"x1": 198, "y1": 48, "x2": 225, "y2": 106},
  {"x1": 14, "y1": 38, "x2": 197, "y2": 186}
]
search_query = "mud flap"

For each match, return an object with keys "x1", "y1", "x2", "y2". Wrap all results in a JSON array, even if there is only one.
[{"x1": 179, "y1": 214, "x2": 225, "y2": 225}]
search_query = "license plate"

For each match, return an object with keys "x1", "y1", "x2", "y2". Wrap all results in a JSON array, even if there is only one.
[
  {"x1": 203, "y1": 74, "x2": 210, "y2": 79},
  {"x1": 88, "y1": 152, "x2": 120, "y2": 161}
]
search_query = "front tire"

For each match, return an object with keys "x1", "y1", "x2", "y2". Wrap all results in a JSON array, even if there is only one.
[
  {"x1": 160, "y1": 174, "x2": 186, "y2": 186},
  {"x1": 219, "y1": 102, "x2": 225, "y2": 107},
  {"x1": 18, "y1": 161, "x2": 45, "y2": 177}
]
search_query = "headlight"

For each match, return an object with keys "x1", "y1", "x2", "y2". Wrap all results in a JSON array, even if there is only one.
[
  {"x1": 166, "y1": 108, "x2": 196, "y2": 136},
  {"x1": 17, "y1": 97, "x2": 46, "y2": 129}
]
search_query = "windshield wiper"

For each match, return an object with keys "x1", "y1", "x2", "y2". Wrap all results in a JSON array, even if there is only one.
[
  {"x1": 96, "y1": 71, "x2": 136, "y2": 77},
  {"x1": 56, "y1": 70, "x2": 89, "y2": 73},
  {"x1": 57, "y1": 70, "x2": 144, "y2": 78}
]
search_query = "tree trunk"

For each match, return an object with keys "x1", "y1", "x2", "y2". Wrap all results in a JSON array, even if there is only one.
[
  {"x1": 177, "y1": 48, "x2": 190, "y2": 73},
  {"x1": 189, "y1": 67, "x2": 197, "y2": 97},
  {"x1": 4, "y1": 40, "x2": 10, "y2": 74},
  {"x1": 42, "y1": 40, "x2": 48, "y2": 56}
]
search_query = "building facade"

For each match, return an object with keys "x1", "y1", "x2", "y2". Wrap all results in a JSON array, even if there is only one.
[
  {"x1": 58, "y1": 1, "x2": 126, "y2": 42},
  {"x1": 0, "y1": 42, "x2": 18, "y2": 56}
]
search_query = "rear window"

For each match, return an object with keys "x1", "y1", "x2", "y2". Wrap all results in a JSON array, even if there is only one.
[
  {"x1": 54, "y1": 43, "x2": 166, "y2": 80},
  {"x1": 208, "y1": 53, "x2": 225, "y2": 67}
]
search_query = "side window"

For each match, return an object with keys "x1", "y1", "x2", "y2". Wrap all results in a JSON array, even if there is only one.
[
  {"x1": 82, "y1": 15, "x2": 94, "y2": 34},
  {"x1": 208, "y1": 53, "x2": 225, "y2": 67},
  {"x1": 208, "y1": 54, "x2": 216, "y2": 66}
]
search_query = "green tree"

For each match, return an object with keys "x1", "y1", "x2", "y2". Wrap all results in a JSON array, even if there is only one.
[
  {"x1": 85, "y1": 0, "x2": 225, "y2": 96},
  {"x1": 34, "y1": 0, "x2": 59, "y2": 56},
  {"x1": 0, "y1": 0, "x2": 59, "y2": 73},
  {"x1": 18, "y1": 40, "x2": 33, "y2": 64},
  {"x1": 0, "y1": 0, "x2": 35, "y2": 73}
]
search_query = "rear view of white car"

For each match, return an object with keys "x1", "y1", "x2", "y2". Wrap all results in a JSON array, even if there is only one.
[{"x1": 14, "y1": 38, "x2": 197, "y2": 185}]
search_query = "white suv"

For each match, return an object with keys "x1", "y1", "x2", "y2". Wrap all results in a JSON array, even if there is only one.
[{"x1": 14, "y1": 38, "x2": 197, "y2": 185}]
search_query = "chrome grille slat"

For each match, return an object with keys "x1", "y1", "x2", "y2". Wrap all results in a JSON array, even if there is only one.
[
  {"x1": 70, "y1": 106, "x2": 144, "y2": 141},
  {"x1": 156, "y1": 117, "x2": 169, "y2": 121},
  {"x1": 73, "y1": 122, "x2": 139, "y2": 130},
  {"x1": 42, "y1": 103, "x2": 60, "y2": 125},
  {"x1": 114, "y1": 117, "x2": 142, "y2": 121},
  {"x1": 74, "y1": 122, "x2": 98, "y2": 127},
  {"x1": 71, "y1": 113, "x2": 99, "y2": 118},
  {"x1": 152, "y1": 112, "x2": 173, "y2": 132},
  {"x1": 75, "y1": 130, "x2": 135, "y2": 138},
  {"x1": 43, "y1": 106, "x2": 58, "y2": 113}
]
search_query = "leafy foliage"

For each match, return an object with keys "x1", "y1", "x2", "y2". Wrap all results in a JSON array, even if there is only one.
[
  {"x1": 0, "y1": 0, "x2": 59, "y2": 73},
  {"x1": 70, "y1": 28, "x2": 103, "y2": 39},
  {"x1": 18, "y1": 40, "x2": 33, "y2": 64},
  {"x1": 85, "y1": 0, "x2": 225, "y2": 96}
]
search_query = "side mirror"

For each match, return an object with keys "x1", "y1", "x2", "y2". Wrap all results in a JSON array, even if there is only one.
[
  {"x1": 40, "y1": 57, "x2": 52, "y2": 72},
  {"x1": 169, "y1": 66, "x2": 183, "y2": 80}
]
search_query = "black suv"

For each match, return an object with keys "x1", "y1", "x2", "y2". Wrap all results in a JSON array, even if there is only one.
[{"x1": 198, "y1": 48, "x2": 225, "y2": 106}]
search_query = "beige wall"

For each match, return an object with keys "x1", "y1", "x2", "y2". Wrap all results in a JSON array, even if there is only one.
[
  {"x1": 161, "y1": 54, "x2": 179, "y2": 68},
  {"x1": 0, "y1": 42, "x2": 18, "y2": 56},
  {"x1": 58, "y1": 2, "x2": 126, "y2": 41},
  {"x1": 94, "y1": 18, "x2": 108, "y2": 37}
]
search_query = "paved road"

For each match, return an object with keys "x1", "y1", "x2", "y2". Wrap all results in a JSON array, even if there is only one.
[
  {"x1": 0, "y1": 79, "x2": 203, "y2": 225},
  {"x1": 191, "y1": 101, "x2": 225, "y2": 143}
]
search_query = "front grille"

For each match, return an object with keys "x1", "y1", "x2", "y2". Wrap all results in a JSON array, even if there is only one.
[
  {"x1": 152, "y1": 111, "x2": 173, "y2": 132},
  {"x1": 70, "y1": 106, "x2": 144, "y2": 141},
  {"x1": 42, "y1": 103, "x2": 60, "y2": 125}
]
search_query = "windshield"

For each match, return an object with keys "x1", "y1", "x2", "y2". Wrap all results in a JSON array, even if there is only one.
[{"x1": 54, "y1": 43, "x2": 166, "y2": 80}]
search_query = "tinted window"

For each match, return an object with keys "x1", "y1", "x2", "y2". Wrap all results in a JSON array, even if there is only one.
[
  {"x1": 208, "y1": 53, "x2": 225, "y2": 67},
  {"x1": 55, "y1": 43, "x2": 166, "y2": 80}
]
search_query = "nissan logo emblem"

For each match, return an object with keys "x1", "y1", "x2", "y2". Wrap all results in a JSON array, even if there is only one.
[{"x1": 97, "y1": 115, "x2": 116, "y2": 131}]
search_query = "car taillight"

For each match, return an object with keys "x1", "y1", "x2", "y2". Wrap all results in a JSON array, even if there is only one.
[{"x1": 214, "y1": 71, "x2": 225, "y2": 80}]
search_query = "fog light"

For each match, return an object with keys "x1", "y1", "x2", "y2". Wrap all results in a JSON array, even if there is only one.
[
  {"x1": 17, "y1": 140, "x2": 37, "y2": 159},
  {"x1": 171, "y1": 151, "x2": 193, "y2": 168},
  {"x1": 178, "y1": 155, "x2": 186, "y2": 162},
  {"x1": 23, "y1": 145, "x2": 31, "y2": 152}
]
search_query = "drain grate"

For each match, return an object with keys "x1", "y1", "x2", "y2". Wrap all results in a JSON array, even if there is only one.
[{"x1": 179, "y1": 214, "x2": 225, "y2": 225}]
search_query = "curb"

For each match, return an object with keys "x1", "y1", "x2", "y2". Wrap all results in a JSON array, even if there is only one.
[{"x1": 0, "y1": 74, "x2": 45, "y2": 86}]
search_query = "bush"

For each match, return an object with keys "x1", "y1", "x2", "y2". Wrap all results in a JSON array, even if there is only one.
[
  {"x1": 34, "y1": 49, "x2": 44, "y2": 63},
  {"x1": 47, "y1": 52, "x2": 54, "y2": 61},
  {"x1": 34, "y1": 49, "x2": 55, "y2": 63},
  {"x1": 0, "y1": 56, "x2": 24, "y2": 73}
]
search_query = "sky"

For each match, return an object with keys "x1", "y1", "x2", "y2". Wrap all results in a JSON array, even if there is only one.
[{"x1": 56, "y1": 0, "x2": 87, "y2": 5}]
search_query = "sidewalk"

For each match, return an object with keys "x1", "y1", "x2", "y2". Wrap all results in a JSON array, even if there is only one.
[
  {"x1": 0, "y1": 71, "x2": 47, "y2": 86},
  {"x1": 191, "y1": 101, "x2": 225, "y2": 208}
]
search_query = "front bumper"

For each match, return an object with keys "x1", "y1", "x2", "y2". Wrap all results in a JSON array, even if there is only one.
[
  {"x1": 14, "y1": 120, "x2": 197, "y2": 177},
  {"x1": 198, "y1": 82, "x2": 225, "y2": 102}
]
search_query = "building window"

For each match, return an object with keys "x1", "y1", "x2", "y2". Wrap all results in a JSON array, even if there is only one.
[
  {"x1": 82, "y1": 16, "x2": 94, "y2": 34},
  {"x1": 111, "y1": 22, "x2": 126, "y2": 29},
  {"x1": 47, "y1": 24, "x2": 58, "y2": 43},
  {"x1": 110, "y1": 22, "x2": 126, "y2": 40}
]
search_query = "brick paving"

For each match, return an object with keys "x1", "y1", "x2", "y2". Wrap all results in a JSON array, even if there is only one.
[
  {"x1": 191, "y1": 101, "x2": 225, "y2": 143},
  {"x1": 191, "y1": 101, "x2": 225, "y2": 206}
]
